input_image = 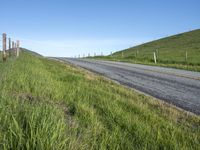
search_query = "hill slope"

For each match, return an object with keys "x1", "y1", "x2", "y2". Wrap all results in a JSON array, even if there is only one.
[
  {"x1": 95, "y1": 29, "x2": 200, "y2": 71},
  {"x1": 0, "y1": 50, "x2": 200, "y2": 149}
]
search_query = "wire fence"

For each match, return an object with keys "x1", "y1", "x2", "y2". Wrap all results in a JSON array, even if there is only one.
[{"x1": 110, "y1": 48, "x2": 200, "y2": 66}]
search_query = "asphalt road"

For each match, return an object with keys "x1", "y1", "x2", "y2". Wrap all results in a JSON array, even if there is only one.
[{"x1": 56, "y1": 58, "x2": 200, "y2": 115}]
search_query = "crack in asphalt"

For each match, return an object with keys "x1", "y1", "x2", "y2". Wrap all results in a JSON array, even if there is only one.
[{"x1": 55, "y1": 58, "x2": 200, "y2": 115}]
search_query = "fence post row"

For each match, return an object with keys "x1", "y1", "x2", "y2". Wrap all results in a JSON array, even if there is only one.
[{"x1": 1, "y1": 33, "x2": 20, "y2": 62}]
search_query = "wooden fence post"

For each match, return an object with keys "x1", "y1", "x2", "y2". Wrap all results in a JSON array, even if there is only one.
[
  {"x1": 9, "y1": 38, "x2": 11, "y2": 57},
  {"x1": 2, "y1": 33, "x2": 7, "y2": 62},
  {"x1": 12, "y1": 41, "x2": 14, "y2": 55},
  {"x1": 8, "y1": 38, "x2": 11, "y2": 49},
  {"x1": 14, "y1": 42, "x2": 17, "y2": 57},
  {"x1": 16, "y1": 40, "x2": 20, "y2": 57}
]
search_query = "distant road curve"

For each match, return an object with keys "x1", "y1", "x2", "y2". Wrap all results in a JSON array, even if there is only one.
[{"x1": 54, "y1": 58, "x2": 200, "y2": 115}]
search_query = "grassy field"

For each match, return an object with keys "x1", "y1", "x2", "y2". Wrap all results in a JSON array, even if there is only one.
[
  {"x1": 0, "y1": 50, "x2": 199, "y2": 149},
  {"x1": 93, "y1": 29, "x2": 200, "y2": 71}
]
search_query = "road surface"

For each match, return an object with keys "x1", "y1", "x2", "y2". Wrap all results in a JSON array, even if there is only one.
[{"x1": 55, "y1": 58, "x2": 200, "y2": 115}]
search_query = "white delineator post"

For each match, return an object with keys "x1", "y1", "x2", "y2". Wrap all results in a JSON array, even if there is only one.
[
  {"x1": 185, "y1": 51, "x2": 188, "y2": 62},
  {"x1": 153, "y1": 52, "x2": 157, "y2": 63}
]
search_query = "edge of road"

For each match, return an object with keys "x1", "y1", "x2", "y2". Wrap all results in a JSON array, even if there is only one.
[
  {"x1": 49, "y1": 57, "x2": 197, "y2": 116},
  {"x1": 82, "y1": 59, "x2": 200, "y2": 81}
]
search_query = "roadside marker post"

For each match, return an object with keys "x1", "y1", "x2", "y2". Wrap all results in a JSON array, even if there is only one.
[
  {"x1": 153, "y1": 52, "x2": 157, "y2": 63},
  {"x1": 185, "y1": 51, "x2": 188, "y2": 62},
  {"x1": 135, "y1": 50, "x2": 137, "y2": 58}
]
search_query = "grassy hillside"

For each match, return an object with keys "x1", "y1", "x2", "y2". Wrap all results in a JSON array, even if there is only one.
[
  {"x1": 95, "y1": 29, "x2": 200, "y2": 71},
  {"x1": 0, "y1": 50, "x2": 200, "y2": 149}
]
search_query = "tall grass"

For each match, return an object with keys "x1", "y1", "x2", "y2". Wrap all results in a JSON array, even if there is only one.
[{"x1": 0, "y1": 50, "x2": 199, "y2": 149}]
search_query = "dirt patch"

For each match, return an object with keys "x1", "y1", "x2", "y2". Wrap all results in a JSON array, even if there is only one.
[
  {"x1": 14, "y1": 92, "x2": 35, "y2": 102},
  {"x1": 13, "y1": 92, "x2": 78, "y2": 127}
]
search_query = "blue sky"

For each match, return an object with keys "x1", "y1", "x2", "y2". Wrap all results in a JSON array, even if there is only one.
[{"x1": 0, "y1": 0, "x2": 199, "y2": 57}]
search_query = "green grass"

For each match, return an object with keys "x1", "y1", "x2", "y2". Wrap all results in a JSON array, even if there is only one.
[
  {"x1": 93, "y1": 29, "x2": 200, "y2": 71},
  {"x1": 0, "y1": 50, "x2": 200, "y2": 149}
]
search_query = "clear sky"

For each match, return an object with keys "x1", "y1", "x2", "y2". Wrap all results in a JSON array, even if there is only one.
[{"x1": 0, "y1": 0, "x2": 199, "y2": 57}]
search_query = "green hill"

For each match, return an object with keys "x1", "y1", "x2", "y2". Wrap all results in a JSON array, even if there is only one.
[
  {"x1": 0, "y1": 50, "x2": 200, "y2": 149},
  {"x1": 95, "y1": 29, "x2": 200, "y2": 71}
]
